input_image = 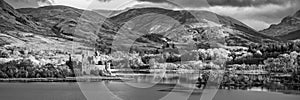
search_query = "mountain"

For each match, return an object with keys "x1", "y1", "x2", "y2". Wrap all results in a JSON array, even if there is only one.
[
  {"x1": 0, "y1": 0, "x2": 94, "y2": 52},
  {"x1": 0, "y1": 0, "x2": 279, "y2": 53},
  {"x1": 0, "y1": 0, "x2": 43, "y2": 46},
  {"x1": 278, "y1": 30, "x2": 300, "y2": 41},
  {"x1": 261, "y1": 10, "x2": 300, "y2": 37},
  {"x1": 0, "y1": 0, "x2": 46, "y2": 33},
  {"x1": 17, "y1": 5, "x2": 117, "y2": 43},
  {"x1": 107, "y1": 7, "x2": 278, "y2": 51}
]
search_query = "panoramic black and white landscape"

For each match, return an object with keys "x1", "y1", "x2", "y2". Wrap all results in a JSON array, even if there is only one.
[{"x1": 1, "y1": 0, "x2": 300, "y2": 100}]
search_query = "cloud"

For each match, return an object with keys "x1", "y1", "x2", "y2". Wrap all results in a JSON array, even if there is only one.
[
  {"x1": 37, "y1": 0, "x2": 53, "y2": 6},
  {"x1": 197, "y1": 1, "x2": 300, "y2": 30},
  {"x1": 4, "y1": 0, "x2": 53, "y2": 8},
  {"x1": 136, "y1": 0, "x2": 168, "y2": 3},
  {"x1": 97, "y1": 0, "x2": 113, "y2": 2},
  {"x1": 135, "y1": 0, "x2": 210, "y2": 8},
  {"x1": 4, "y1": 0, "x2": 300, "y2": 31},
  {"x1": 206, "y1": 0, "x2": 289, "y2": 7},
  {"x1": 131, "y1": 1, "x2": 175, "y2": 9},
  {"x1": 133, "y1": 0, "x2": 292, "y2": 8},
  {"x1": 131, "y1": 0, "x2": 300, "y2": 30},
  {"x1": 10, "y1": 0, "x2": 53, "y2": 5}
]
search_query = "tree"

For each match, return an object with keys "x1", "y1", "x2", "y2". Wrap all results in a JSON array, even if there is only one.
[
  {"x1": 0, "y1": 70, "x2": 8, "y2": 78},
  {"x1": 17, "y1": 59, "x2": 34, "y2": 70},
  {"x1": 0, "y1": 49, "x2": 10, "y2": 58},
  {"x1": 27, "y1": 67, "x2": 36, "y2": 78},
  {"x1": 181, "y1": 51, "x2": 199, "y2": 61}
]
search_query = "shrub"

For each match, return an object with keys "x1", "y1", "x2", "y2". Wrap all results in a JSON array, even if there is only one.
[
  {"x1": 112, "y1": 59, "x2": 130, "y2": 69},
  {"x1": 181, "y1": 51, "x2": 199, "y2": 61},
  {"x1": 155, "y1": 63, "x2": 178, "y2": 70},
  {"x1": 17, "y1": 59, "x2": 35, "y2": 69},
  {"x1": 180, "y1": 61, "x2": 203, "y2": 70},
  {"x1": 0, "y1": 49, "x2": 10, "y2": 58},
  {"x1": 0, "y1": 70, "x2": 8, "y2": 78},
  {"x1": 90, "y1": 69, "x2": 100, "y2": 76}
]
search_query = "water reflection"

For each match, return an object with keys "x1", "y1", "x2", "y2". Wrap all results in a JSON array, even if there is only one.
[
  {"x1": 248, "y1": 87, "x2": 269, "y2": 92},
  {"x1": 119, "y1": 72, "x2": 299, "y2": 94},
  {"x1": 122, "y1": 73, "x2": 199, "y2": 88}
]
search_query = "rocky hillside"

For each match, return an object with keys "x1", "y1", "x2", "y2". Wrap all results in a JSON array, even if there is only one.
[{"x1": 261, "y1": 10, "x2": 300, "y2": 37}]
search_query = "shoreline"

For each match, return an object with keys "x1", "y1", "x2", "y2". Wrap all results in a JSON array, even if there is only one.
[
  {"x1": 112, "y1": 69, "x2": 199, "y2": 73},
  {"x1": 0, "y1": 76, "x2": 133, "y2": 82},
  {"x1": 0, "y1": 69, "x2": 197, "y2": 83}
]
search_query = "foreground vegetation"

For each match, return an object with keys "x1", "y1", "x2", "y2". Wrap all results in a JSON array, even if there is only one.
[
  {"x1": 0, "y1": 42, "x2": 300, "y2": 84},
  {"x1": 0, "y1": 59, "x2": 73, "y2": 78}
]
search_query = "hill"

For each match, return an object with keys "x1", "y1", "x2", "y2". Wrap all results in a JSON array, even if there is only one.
[
  {"x1": 107, "y1": 7, "x2": 278, "y2": 52},
  {"x1": 277, "y1": 30, "x2": 300, "y2": 41},
  {"x1": 261, "y1": 10, "x2": 300, "y2": 37},
  {"x1": 0, "y1": 0, "x2": 279, "y2": 54},
  {"x1": 0, "y1": 0, "x2": 92, "y2": 52}
]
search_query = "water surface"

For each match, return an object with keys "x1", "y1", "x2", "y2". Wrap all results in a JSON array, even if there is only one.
[{"x1": 0, "y1": 73, "x2": 300, "y2": 100}]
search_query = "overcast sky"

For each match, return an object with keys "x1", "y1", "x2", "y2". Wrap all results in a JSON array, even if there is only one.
[{"x1": 4, "y1": 0, "x2": 300, "y2": 31}]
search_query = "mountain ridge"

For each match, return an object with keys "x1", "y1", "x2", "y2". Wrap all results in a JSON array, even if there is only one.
[
  {"x1": 0, "y1": 0, "x2": 280, "y2": 53},
  {"x1": 261, "y1": 10, "x2": 300, "y2": 38},
  {"x1": 0, "y1": 0, "x2": 45, "y2": 33},
  {"x1": 109, "y1": 7, "x2": 279, "y2": 43}
]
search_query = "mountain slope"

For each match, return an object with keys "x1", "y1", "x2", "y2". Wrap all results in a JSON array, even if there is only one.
[
  {"x1": 0, "y1": 0, "x2": 93, "y2": 52},
  {"x1": 277, "y1": 29, "x2": 300, "y2": 41},
  {"x1": 18, "y1": 6, "x2": 106, "y2": 41},
  {"x1": 0, "y1": 0, "x2": 44, "y2": 46},
  {"x1": 108, "y1": 7, "x2": 278, "y2": 50},
  {"x1": 0, "y1": 1, "x2": 280, "y2": 54},
  {"x1": 261, "y1": 10, "x2": 300, "y2": 37},
  {"x1": 0, "y1": 0, "x2": 45, "y2": 33}
]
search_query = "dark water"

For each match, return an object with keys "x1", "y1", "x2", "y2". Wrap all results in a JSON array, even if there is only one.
[
  {"x1": 0, "y1": 83, "x2": 86, "y2": 100},
  {"x1": 1, "y1": 82, "x2": 300, "y2": 100},
  {"x1": 0, "y1": 73, "x2": 300, "y2": 100}
]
